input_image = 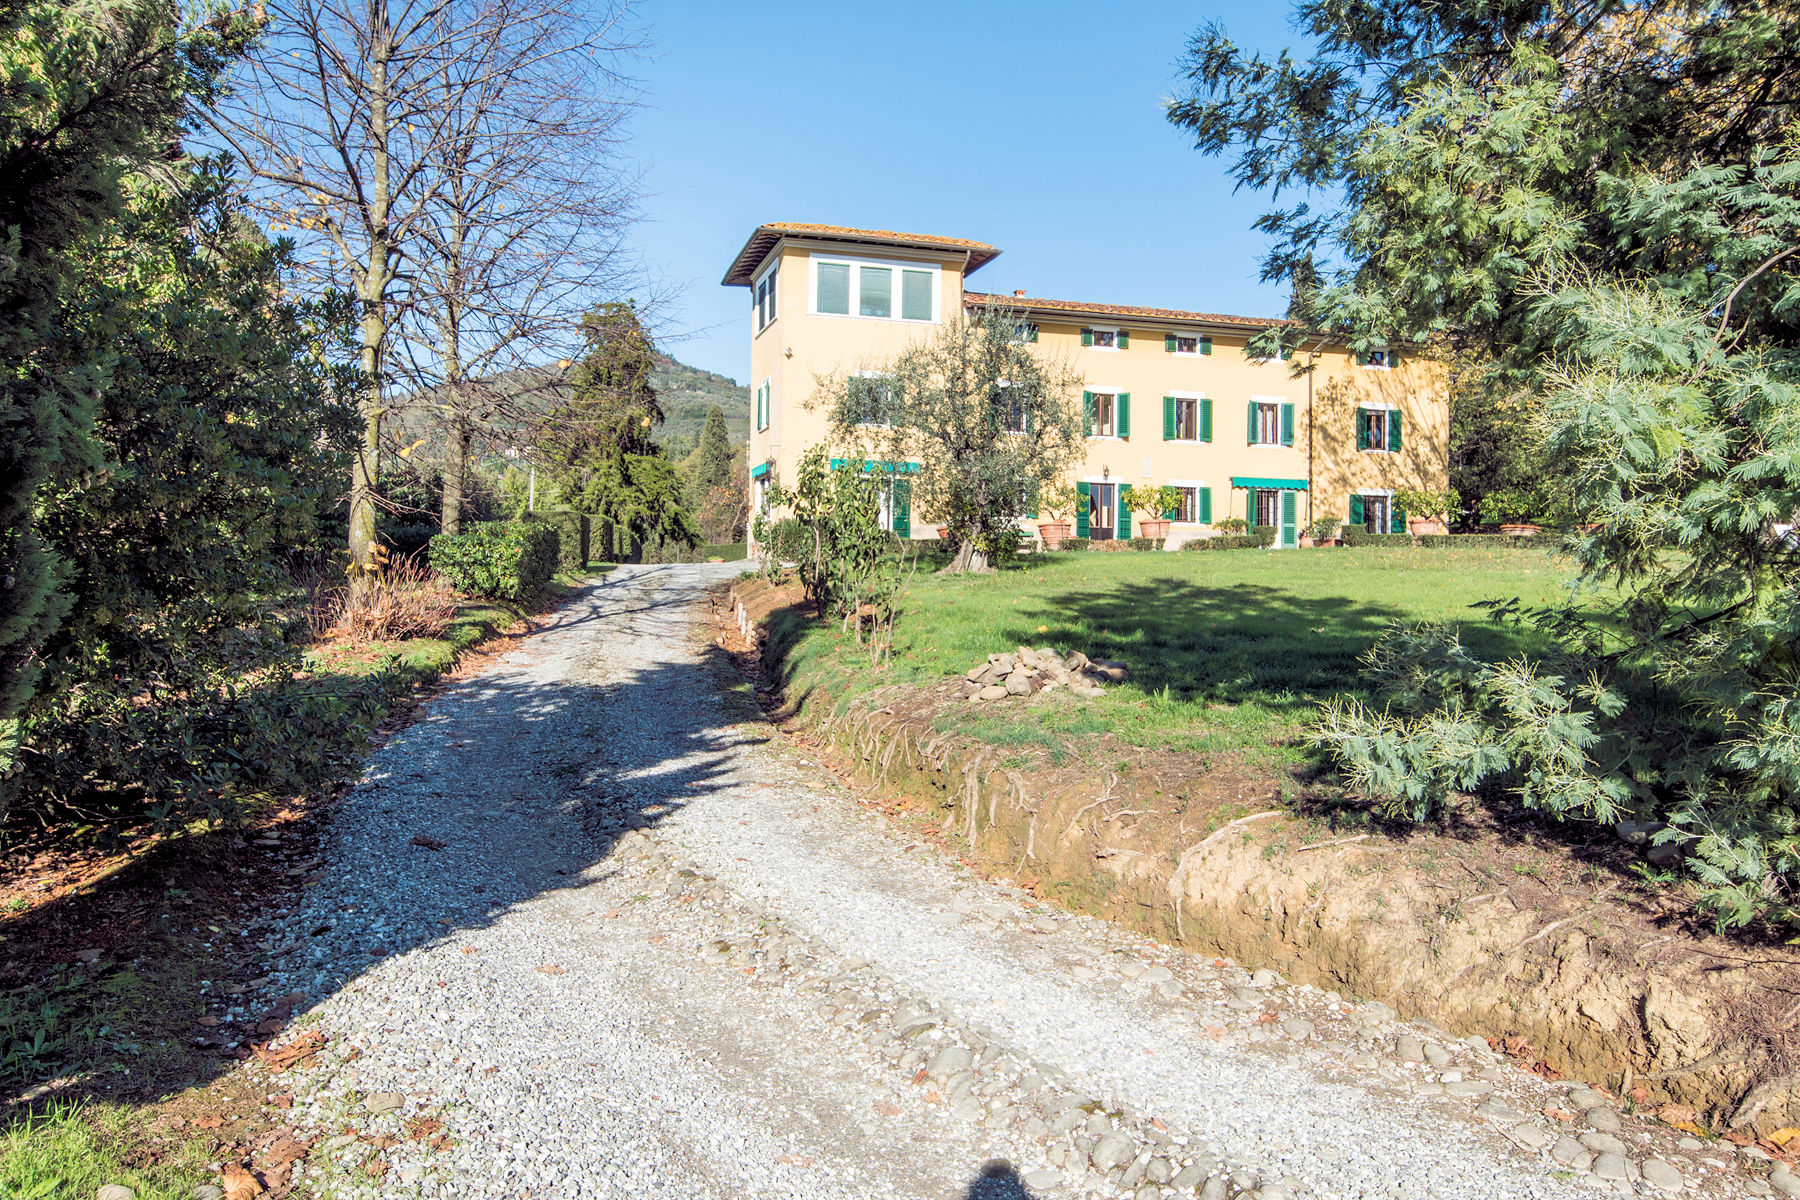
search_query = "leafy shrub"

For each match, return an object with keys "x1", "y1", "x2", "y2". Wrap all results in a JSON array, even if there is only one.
[
  {"x1": 1126, "y1": 537, "x2": 1164, "y2": 551},
  {"x1": 429, "y1": 521, "x2": 559, "y2": 600},
  {"x1": 1212, "y1": 517, "x2": 1248, "y2": 533},
  {"x1": 1059, "y1": 537, "x2": 1090, "y2": 553},
  {"x1": 1307, "y1": 517, "x2": 1342, "y2": 542},
  {"x1": 1415, "y1": 532, "x2": 1565, "y2": 550},
  {"x1": 525, "y1": 510, "x2": 589, "y2": 572},
  {"x1": 381, "y1": 519, "x2": 439, "y2": 558},
  {"x1": 757, "y1": 517, "x2": 809, "y2": 562}
]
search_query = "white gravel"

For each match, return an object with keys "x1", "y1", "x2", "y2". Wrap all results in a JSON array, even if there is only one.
[{"x1": 244, "y1": 564, "x2": 1742, "y2": 1199}]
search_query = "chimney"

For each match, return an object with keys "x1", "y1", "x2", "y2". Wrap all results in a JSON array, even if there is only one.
[{"x1": 1014, "y1": 289, "x2": 1026, "y2": 299}]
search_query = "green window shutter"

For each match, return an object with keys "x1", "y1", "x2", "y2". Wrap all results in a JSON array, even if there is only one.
[
  {"x1": 1247, "y1": 400, "x2": 1259, "y2": 444},
  {"x1": 1389, "y1": 347, "x2": 1401, "y2": 368},
  {"x1": 1201, "y1": 397, "x2": 1213, "y2": 443},
  {"x1": 1027, "y1": 483, "x2": 1039, "y2": 520},
  {"x1": 892, "y1": 479, "x2": 911, "y2": 538},
  {"x1": 1081, "y1": 327, "x2": 1093, "y2": 347},
  {"x1": 1357, "y1": 349, "x2": 1371, "y2": 365},
  {"x1": 1391, "y1": 503, "x2": 1406, "y2": 534},
  {"x1": 1349, "y1": 494, "x2": 1365, "y2": 526},
  {"x1": 1117, "y1": 330, "x2": 1129, "y2": 349},
  {"x1": 1162, "y1": 396, "x2": 1175, "y2": 441},
  {"x1": 1199, "y1": 486, "x2": 1212, "y2": 523},
  {"x1": 1117, "y1": 393, "x2": 1130, "y2": 439},
  {"x1": 1389, "y1": 409, "x2": 1403, "y2": 452},
  {"x1": 1281, "y1": 401, "x2": 1296, "y2": 447},
  {"x1": 817, "y1": 262, "x2": 850, "y2": 314},
  {"x1": 1164, "y1": 334, "x2": 1176, "y2": 352},
  {"x1": 1200, "y1": 336, "x2": 1212, "y2": 355},
  {"x1": 901, "y1": 270, "x2": 932, "y2": 321},
  {"x1": 1075, "y1": 481, "x2": 1090, "y2": 537},
  {"x1": 1118, "y1": 491, "x2": 1130, "y2": 538},
  {"x1": 1082, "y1": 390, "x2": 1094, "y2": 437},
  {"x1": 1026, "y1": 324, "x2": 1038, "y2": 343},
  {"x1": 1281, "y1": 489, "x2": 1298, "y2": 548},
  {"x1": 1356, "y1": 410, "x2": 1368, "y2": 450}
]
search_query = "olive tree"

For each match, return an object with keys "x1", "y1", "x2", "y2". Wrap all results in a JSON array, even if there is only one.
[{"x1": 816, "y1": 301, "x2": 1083, "y2": 573}]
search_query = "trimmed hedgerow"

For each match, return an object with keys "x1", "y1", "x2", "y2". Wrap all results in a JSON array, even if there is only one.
[
  {"x1": 429, "y1": 521, "x2": 559, "y2": 600},
  {"x1": 525, "y1": 510, "x2": 590, "y2": 573}
]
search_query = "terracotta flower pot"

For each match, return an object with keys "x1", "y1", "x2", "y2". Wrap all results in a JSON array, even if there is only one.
[
  {"x1": 1500, "y1": 523, "x2": 1542, "y2": 536},
  {"x1": 935, "y1": 525, "x2": 951, "y2": 540},
  {"x1": 1138, "y1": 519, "x2": 1172, "y2": 539},
  {"x1": 1407, "y1": 518, "x2": 1448, "y2": 536},
  {"x1": 1037, "y1": 521, "x2": 1071, "y2": 549}
]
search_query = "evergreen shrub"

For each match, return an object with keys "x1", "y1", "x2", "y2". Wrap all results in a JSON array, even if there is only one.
[{"x1": 429, "y1": 521, "x2": 559, "y2": 600}]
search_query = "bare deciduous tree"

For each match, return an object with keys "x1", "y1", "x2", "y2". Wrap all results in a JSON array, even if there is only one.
[{"x1": 209, "y1": 0, "x2": 643, "y2": 561}]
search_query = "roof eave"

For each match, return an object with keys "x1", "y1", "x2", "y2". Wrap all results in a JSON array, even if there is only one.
[{"x1": 724, "y1": 227, "x2": 1001, "y2": 287}]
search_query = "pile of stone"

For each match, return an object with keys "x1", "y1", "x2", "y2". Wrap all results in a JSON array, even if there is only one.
[{"x1": 957, "y1": 645, "x2": 1130, "y2": 702}]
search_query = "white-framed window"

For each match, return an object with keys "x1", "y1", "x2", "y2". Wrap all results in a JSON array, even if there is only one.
[
  {"x1": 1251, "y1": 399, "x2": 1282, "y2": 445},
  {"x1": 810, "y1": 254, "x2": 937, "y2": 323},
  {"x1": 1361, "y1": 347, "x2": 1395, "y2": 369},
  {"x1": 847, "y1": 372, "x2": 896, "y2": 427},
  {"x1": 1357, "y1": 405, "x2": 1394, "y2": 452},
  {"x1": 754, "y1": 379, "x2": 772, "y2": 432},
  {"x1": 1174, "y1": 334, "x2": 1199, "y2": 355},
  {"x1": 1087, "y1": 480, "x2": 1116, "y2": 537},
  {"x1": 754, "y1": 473, "x2": 771, "y2": 514},
  {"x1": 1356, "y1": 490, "x2": 1394, "y2": 533},
  {"x1": 753, "y1": 264, "x2": 777, "y2": 332},
  {"x1": 1089, "y1": 391, "x2": 1118, "y2": 438},
  {"x1": 1172, "y1": 397, "x2": 1198, "y2": 440},
  {"x1": 1083, "y1": 325, "x2": 1123, "y2": 351}
]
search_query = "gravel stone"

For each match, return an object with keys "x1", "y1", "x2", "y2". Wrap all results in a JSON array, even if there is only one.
[
  {"x1": 1772, "y1": 1168, "x2": 1800, "y2": 1198},
  {"x1": 1550, "y1": 1136, "x2": 1587, "y2": 1166},
  {"x1": 1640, "y1": 1158, "x2": 1684, "y2": 1193},
  {"x1": 97, "y1": 1188, "x2": 134, "y2": 1200},
  {"x1": 1591, "y1": 1152, "x2": 1630, "y2": 1182},
  {"x1": 235, "y1": 565, "x2": 1667, "y2": 1200},
  {"x1": 1585, "y1": 1105, "x2": 1622, "y2": 1132},
  {"x1": 1580, "y1": 1132, "x2": 1628, "y2": 1156}
]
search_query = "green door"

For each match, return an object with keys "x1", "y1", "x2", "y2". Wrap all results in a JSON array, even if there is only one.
[{"x1": 1075, "y1": 481, "x2": 1090, "y2": 537}]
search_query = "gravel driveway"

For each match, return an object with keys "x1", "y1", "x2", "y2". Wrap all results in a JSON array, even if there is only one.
[{"x1": 252, "y1": 564, "x2": 1733, "y2": 1200}]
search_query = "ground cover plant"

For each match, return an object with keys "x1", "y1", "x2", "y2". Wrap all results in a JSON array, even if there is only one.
[{"x1": 760, "y1": 543, "x2": 1580, "y2": 770}]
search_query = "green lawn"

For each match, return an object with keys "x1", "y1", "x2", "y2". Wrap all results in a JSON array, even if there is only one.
[{"x1": 768, "y1": 543, "x2": 1584, "y2": 769}]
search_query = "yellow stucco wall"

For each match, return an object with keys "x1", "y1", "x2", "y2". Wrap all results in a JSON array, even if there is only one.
[{"x1": 739, "y1": 234, "x2": 1448, "y2": 542}]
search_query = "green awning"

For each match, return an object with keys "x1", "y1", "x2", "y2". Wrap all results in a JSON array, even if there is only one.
[
  {"x1": 1231, "y1": 476, "x2": 1308, "y2": 491},
  {"x1": 829, "y1": 458, "x2": 921, "y2": 474},
  {"x1": 750, "y1": 461, "x2": 771, "y2": 479}
]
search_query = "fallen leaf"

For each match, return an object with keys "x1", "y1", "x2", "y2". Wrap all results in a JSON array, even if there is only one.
[
  {"x1": 1629, "y1": 1085, "x2": 1650, "y2": 1103},
  {"x1": 776, "y1": 1153, "x2": 814, "y2": 1167},
  {"x1": 255, "y1": 1019, "x2": 285, "y2": 1035},
  {"x1": 364, "y1": 1133, "x2": 399, "y2": 1150},
  {"x1": 406, "y1": 1117, "x2": 443, "y2": 1141},
  {"x1": 197, "y1": 1016, "x2": 222, "y2": 1027},
  {"x1": 251, "y1": 1029, "x2": 325, "y2": 1073},
  {"x1": 911, "y1": 1068, "x2": 927, "y2": 1085},
  {"x1": 221, "y1": 1163, "x2": 263, "y2": 1200},
  {"x1": 195, "y1": 1115, "x2": 225, "y2": 1130},
  {"x1": 923, "y1": 1088, "x2": 943, "y2": 1104},
  {"x1": 460, "y1": 946, "x2": 477, "y2": 954},
  {"x1": 536, "y1": 964, "x2": 566, "y2": 975},
  {"x1": 429, "y1": 1133, "x2": 452, "y2": 1153},
  {"x1": 602, "y1": 908, "x2": 621, "y2": 918},
  {"x1": 263, "y1": 1136, "x2": 311, "y2": 1167},
  {"x1": 1255, "y1": 1011, "x2": 1278, "y2": 1024},
  {"x1": 872, "y1": 1100, "x2": 901, "y2": 1117},
  {"x1": 1770, "y1": 1128, "x2": 1800, "y2": 1149},
  {"x1": 411, "y1": 834, "x2": 447, "y2": 850},
  {"x1": 1203, "y1": 1025, "x2": 1226, "y2": 1040},
  {"x1": 364, "y1": 1158, "x2": 389, "y2": 1179},
  {"x1": 271, "y1": 1094, "x2": 293, "y2": 1109},
  {"x1": 1544, "y1": 1106, "x2": 1575, "y2": 1122}
]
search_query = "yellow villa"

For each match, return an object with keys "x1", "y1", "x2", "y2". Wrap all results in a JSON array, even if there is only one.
[{"x1": 721, "y1": 222, "x2": 1448, "y2": 549}]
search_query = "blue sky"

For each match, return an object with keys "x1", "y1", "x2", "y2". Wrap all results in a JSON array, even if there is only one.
[{"x1": 628, "y1": 1, "x2": 1311, "y2": 383}]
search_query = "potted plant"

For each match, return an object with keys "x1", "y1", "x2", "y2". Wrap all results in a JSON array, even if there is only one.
[
  {"x1": 1395, "y1": 487, "x2": 1460, "y2": 536},
  {"x1": 1121, "y1": 483, "x2": 1183, "y2": 540},
  {"x1": 1478, "y1": 488, "x2": 1541, "y2": 535},
  {"x1": 1035, "y1": 483, "x2": 1080, "y2": 549},
  {"x1": 1304, "y1": 517, "x2": 1342, "y2": 547}
]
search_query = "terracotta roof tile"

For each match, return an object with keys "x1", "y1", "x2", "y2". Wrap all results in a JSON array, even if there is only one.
[
  {"x1": 723, "y1": 223, "x2": 1000, "y2": 285},
  {"x1": 964, "y1": 291, "x2": 1290, "y2": 330}
]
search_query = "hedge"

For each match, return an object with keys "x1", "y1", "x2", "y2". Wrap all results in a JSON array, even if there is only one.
[
  {"x1": 525, "y1": 509, "x2": 590, "y2": 572},
  {"x1": 1182, "y1": 526, "x2": 1277, "y2": 551},
  {"x1": 429, "y1": 520, "x2": 559, "y2": 599},
  {"x1": 1414, "y1": 531, "x2": 1567, "y2": 551},
  {"x1": 1339, "y1": 528, "x2": 1415, "y2": 548}
]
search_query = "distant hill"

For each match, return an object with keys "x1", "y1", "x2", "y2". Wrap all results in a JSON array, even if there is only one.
[{"x1": 650, "y1": 355, "x2": 748, "y2": 450}]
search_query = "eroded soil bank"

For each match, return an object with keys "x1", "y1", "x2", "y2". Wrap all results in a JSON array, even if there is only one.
[{"x1": 724, "y1": 577, "x2": 1800, "y2": 1140}]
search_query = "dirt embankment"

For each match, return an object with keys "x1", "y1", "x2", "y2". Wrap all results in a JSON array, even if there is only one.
[{"x1": 724, "y1": 578, "x2": 1800, "y2": 1139}]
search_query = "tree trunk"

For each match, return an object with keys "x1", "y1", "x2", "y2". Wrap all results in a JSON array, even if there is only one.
[
  {"x1": 349, "y1": 24, "x2": 394, "y2": 568},
  {"x1": 442, "y1": 409, "x2": 470, "y2": 535},
  {"x1": 350, "y1": 297, "x2": 383, "y2": 566},
  {"x1": 942, "y1": 537, "x2": 991, "y2": 574}
]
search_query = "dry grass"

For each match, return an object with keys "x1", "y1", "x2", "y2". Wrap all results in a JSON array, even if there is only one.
[{"x1": 293, "y1": 553, "x2": 459, "y2": 645}]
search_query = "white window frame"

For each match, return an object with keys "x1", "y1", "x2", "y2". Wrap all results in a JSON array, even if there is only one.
[
  {"x1": 1250, "y1": 394, "x2": 1286, "y2": 447},
  {"x1": 1167, "y1": 478, "x2": 1207, "y2": 524},
  {"x1": 753, "y1": 262, "x2": 777, "y2": 334},
  {"x1": 1170, "y1": 333, "x2": 1202, "y2": 357},
  {"x1": 754, "y1": 473, "x2": 771, "y2": 514},
  {"x1": 1168, "y1": 390, "x2": 1205, "y2": 443},
  {"x1": 808, "y1": 252, "x2": 939, "y2": 324},
  {"x1": 1358, "y1": 488, "x2": 1394, "y2": 533},
  {"x1": 1088, "y1": 388, "x2": 1122, "y2": 440},
  {"x1": 1362, "y1": 347, "x2": 1394, "y2": 369},
  {"x1": 1358, "y1": 402, "x2": 1396, "y2": 454},
  {"x1": 1087, "y1": 325, "x2": 1121, "y2": 352},
  {"x1": 994, "y1": 380, "x2": 1026, "y2": 435},
  {"x1": 849, "y1": 370, "x2": 896, "y2": 429}
]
